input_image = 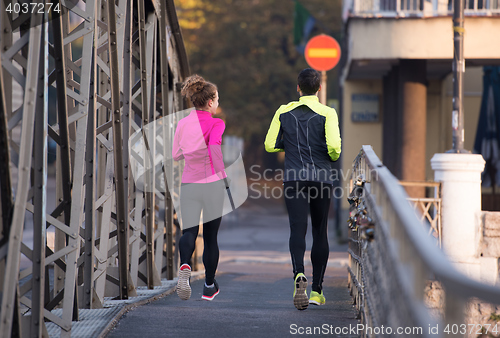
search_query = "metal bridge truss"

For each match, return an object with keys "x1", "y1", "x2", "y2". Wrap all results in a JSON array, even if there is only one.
[{"x1": 0, "y1": 0, "x2": 189, "y2": 336}]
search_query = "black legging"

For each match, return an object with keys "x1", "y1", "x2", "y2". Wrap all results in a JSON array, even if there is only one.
[
  {"x1": 179, "y1": 218, "x2": 221, "y2": 285},
  {"x1": 284, "y1": 181, "x2": 332, "y2": 292},
  {"x1": 179, "y1": 180, "x2": 225, "y2": 285}
]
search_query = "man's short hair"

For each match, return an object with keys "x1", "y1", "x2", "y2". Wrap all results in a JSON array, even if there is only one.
[{"x1": 298, "y1": 68, "x2": 321, "y2": 95}]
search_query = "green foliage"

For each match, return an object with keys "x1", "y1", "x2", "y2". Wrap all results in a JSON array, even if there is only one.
[
  {"x1": 490, "y1": 313, "x2": 500, "y2": 322},
  {"x1": 175, "y1": 0, "x2": 342, "y2": 164}
]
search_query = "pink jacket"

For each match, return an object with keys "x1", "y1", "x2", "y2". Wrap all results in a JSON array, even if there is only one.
[{"x1": 172, "y1": 110, "x2": 226, "y2": 183}]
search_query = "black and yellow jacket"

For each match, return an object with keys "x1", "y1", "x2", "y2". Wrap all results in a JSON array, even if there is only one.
[{"x1": 264, "y1": 95, "x2": 341, "y2": 184}]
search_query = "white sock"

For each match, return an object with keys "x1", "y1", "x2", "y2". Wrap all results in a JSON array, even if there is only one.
[{"x1": 205, "y1": 282, "x2": 214, "y2": 288}]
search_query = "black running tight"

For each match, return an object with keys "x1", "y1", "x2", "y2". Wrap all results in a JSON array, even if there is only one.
[
  {"x1": 284, "y1": 181, "x2": 332, "y2": 292},
  {"x1": 178, "y1": 180, "x2": 225, "y2": 285},
  {"x1": 179, "y1": 218, "x2": 221, "y2": 285}
]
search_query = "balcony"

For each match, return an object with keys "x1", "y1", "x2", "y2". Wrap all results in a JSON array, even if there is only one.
[
  {"x1": 341, "y1": 0, "x2": 500, "y2": 80},
  {"x1": 343, "y1": 0, "x2": 500, "y2": 20}
]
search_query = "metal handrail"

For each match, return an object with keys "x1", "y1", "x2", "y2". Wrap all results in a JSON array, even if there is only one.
[
  {"x1": 399, "y1": 181, "x2": 441, "y2": 188},
  {"x1": 366, "y1": 146, "x2": 500, "y2": 300},
  {"x1": 349, "y1": 145, "x2": 500, "y2": 336}
]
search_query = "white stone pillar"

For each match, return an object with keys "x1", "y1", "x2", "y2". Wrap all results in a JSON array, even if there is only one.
[{"x1": 430, "y1": 153, "x2": 485, "y2": 274}]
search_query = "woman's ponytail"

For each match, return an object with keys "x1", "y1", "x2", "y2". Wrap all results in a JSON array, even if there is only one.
[{"x1": 181, "y1": 75, "x2": 217, "y2": 108}]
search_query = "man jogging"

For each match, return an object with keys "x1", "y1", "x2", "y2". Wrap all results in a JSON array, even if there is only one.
[{"x1": 264, "y1": 68, "x2": 341, "y2": 310}]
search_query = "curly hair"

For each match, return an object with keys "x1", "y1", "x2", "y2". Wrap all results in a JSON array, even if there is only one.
[{"x1": 181, "y1": 75, "x2": 217, "y2": 108}]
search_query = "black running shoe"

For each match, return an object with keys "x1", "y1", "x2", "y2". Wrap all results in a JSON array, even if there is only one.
[{"x1": 202, "y1": 280, "x2": 219, "y2": 301}]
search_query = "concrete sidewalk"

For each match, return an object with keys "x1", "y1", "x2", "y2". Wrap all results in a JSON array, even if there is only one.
[
  {"x1": 45, "y1": 273, "x2": 205, "y2": 338},
  {"x1": 105, "y1": 201, "x2": 359, "y2": 337},
  {"x1": 106, "y1": 269, "x2": 358, "y2": 338},
  {"x1": 43, "y1": 199, "x2": 358, "y2": 337}
]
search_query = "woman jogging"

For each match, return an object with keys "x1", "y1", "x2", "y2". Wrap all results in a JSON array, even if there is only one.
[{"x1": 173, "y1": 75, "x2": 226, "y2": 301}]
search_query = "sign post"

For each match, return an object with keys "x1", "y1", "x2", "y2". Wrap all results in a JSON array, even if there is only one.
[
  {"x1": 304, "y1": 34, "x2": 341, "y2": 105},
  {"x1": 320, "y1": 71, "x2": 327, "y2": 106}
]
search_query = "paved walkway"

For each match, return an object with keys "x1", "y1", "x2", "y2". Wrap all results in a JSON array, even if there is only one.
[{"x1": 106, "y1": 199, "x2": 359, "y2": 337}]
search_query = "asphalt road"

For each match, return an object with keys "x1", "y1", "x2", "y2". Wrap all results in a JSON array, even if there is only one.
[{"x1": 107, "y1": 197, "x2": 359, "y2": 338}]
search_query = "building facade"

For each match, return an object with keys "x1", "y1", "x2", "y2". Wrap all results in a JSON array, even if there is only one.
[{"x1": 339, "y1": 0, "x2": 500, "y2": 231}]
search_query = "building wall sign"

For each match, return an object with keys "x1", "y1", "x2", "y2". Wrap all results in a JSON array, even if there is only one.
[{"x1": 351, "y1": 94, "x2": 379, "y2": 122}]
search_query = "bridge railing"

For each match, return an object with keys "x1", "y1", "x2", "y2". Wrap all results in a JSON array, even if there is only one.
[
  {"x1": 348, "y1": 145, "x2": 500, "y2": 337},
  {"x1": 399, "y1": 180, "x2": 442, "y2": 247}
]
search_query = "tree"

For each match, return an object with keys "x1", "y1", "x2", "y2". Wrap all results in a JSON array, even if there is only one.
[{"x1": 175, "y1": 0, "x2": 342, "y2": 168}]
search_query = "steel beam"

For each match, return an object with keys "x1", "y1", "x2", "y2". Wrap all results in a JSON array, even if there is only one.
[
  {"x1": 129, "y1": 190, "x2": 143, "y2": 287},
  {"x1": 121, "y1": 0, "x2": 133, "y2": 287},
  {"x1": 60, "y1": 119, "x2": 86, "y2": 336},
  {"x1": 59, "y1": 0, "x2": 96, "y2": 332},
  {"x1": 52, "y1": 6, "x2": 75, "y2": 314},
  {"x1": 158, "y1": 1, "x2": 174, "y2": 280},
  {"x1": 52, "y1": 1, "x2": 73, "y2": 229},
  {"x1": 93, "y1": 156, "x2": 115, "y2": 303},
  {"x1": 1, "y1": 2, "x2": 13, "y2": 117},
  {"x1": 93, "y1": 0, "x2": 116, "y2": 303},
  {"x1": 138, "y1": 0, "x2": 155, "y2": 289},
  {"x1": 0, "y1": 0, "x2": 189, "y2": 333},
  {"x1": 31, "y1": 15, "x2": 48, "y2": 336},
  {"x1": 0, "y1": 8, "x2": 43, "y2": 336},
  {"x1": 83, "y1": 53, "x2": 96, "y2": 309},
  {"x1": 0, "y1": 2, "x2": 16, "y2": 336},
  {"x1": 0, "y1": 12, "x2": 14, "y2": 268},
  {"x1": 118, "y1": 0, "x2": 137, "y2": 297},
  {"x1": 147, "y1": 17, "x2": 164, "y2": 284},
  {"x1": 128, "y1": 4, "x2": 142, "y2": 287},
  {"x1": 107, "y1": 0, "x2": 130, "y2": 300}
]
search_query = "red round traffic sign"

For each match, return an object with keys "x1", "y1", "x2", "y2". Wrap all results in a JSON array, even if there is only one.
[{"x1": 305, "y1": 34, "x2": 341, "y2": 71}]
